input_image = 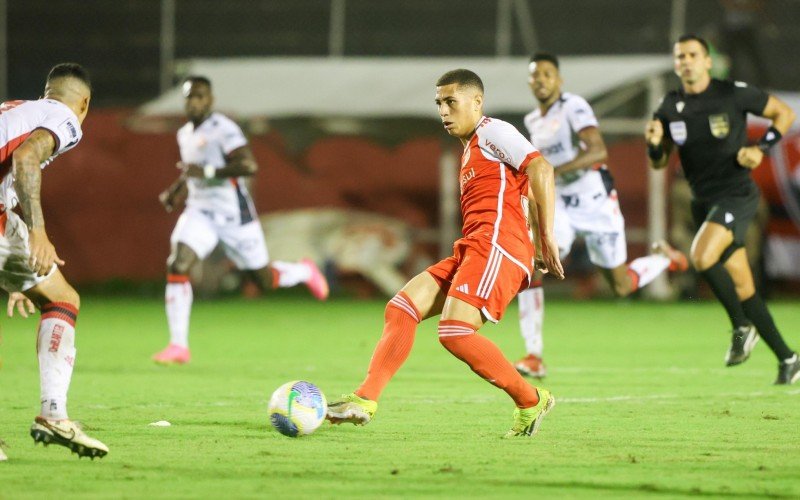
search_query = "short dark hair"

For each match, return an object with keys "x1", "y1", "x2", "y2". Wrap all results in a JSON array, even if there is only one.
[
  {"x1": 676, "y1": 34, "x2": 710, "y2": 54},
  {"x1": 47, "y1": 63, "x2": 91, "y2": 90},
  {"x1": 183, "y1": 75, "x2": 212, "y2": 89},
  {"x1": 436, "y1": 69, "x2": 484, "y2": 93},
  {"x1": 530, "y1": 52, "x2": 559, "y2": 69}
]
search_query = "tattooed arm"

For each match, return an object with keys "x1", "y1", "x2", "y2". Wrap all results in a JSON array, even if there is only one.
[{"x1": 11, "y1": 129, "x2": 64, "y2": 276}]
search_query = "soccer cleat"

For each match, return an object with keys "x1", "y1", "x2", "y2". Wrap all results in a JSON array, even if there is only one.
[
  {"x1": 652, "y1": 240, "x2": 689, "y2": 272},
  {"x1": 326, "y1": 393, "x2": 377, "y2": 425},
  {"x1": 514, "y1": 354, "x2": 547, "y2": 379},
  {"x1": 775, "y1": 353, "x2": 800, "y2": 385},
  {"x1": 30, "y1": 417, "x2": 109, "y2": 459},
  {"x1": 725, "y1": 325, "x2": 759, "y2": 366},
  {"x1": 504, "y1": 388, "x2": 555, "y2": 438},
  {"x1": 152, "y1": 344, "x2": 191, "y2": 365},
  {"x1": 0, "y1": 439, "x2": 7, "y2": 462},
  {"x1": 301, "y1": 258, "x2": 329, "y2": 301}
]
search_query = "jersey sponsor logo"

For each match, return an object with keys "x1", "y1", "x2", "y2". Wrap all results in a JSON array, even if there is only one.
[
  {"x1": 709, "y1": 114, "x2": 730, "y2": 139},
  {"x1": 676, "y1": 101, "x2": 685, "y2": 113},
  {"x1": 669, "y1": 121, "x2": 688, "y2": 145},
  {"x1": 460, "y1": 167, "x2": 476, "y2": 192},
  {"x1": 484, "y1": 138, "x2": 507, "y2": 161}
]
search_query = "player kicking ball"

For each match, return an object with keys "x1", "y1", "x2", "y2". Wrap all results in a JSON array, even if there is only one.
[
  {"x1": 153, "y1": 76, "x2": 329, "y2": 364},
  {"x1": 514, "y1": 53, "x2": 688, "y2": 378},
  {"x1": 327, "y1": 69, "x2": 564, "y2": 437},
  {"x1": 0, "y1": 64, "x2": 108, "y2": 459}
]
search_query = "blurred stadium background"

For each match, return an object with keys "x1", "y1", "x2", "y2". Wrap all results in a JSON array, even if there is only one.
[{"x1": 3, "y1": 0, "x2": 799, "y2": 299}]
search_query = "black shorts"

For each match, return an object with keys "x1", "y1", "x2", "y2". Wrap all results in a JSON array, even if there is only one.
[{"x1": 690, "y1": 183, "x2": 760, "y2": 258}]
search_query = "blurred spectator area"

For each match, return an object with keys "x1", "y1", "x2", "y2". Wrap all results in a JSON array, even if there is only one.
[{"x1": 7, "y1": 0, "x2": 800, "y2": 106}]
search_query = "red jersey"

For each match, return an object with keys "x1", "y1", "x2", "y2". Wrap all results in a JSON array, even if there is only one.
[{"x1": 459, "y1": 116, "x2": 540, "y2": 272}]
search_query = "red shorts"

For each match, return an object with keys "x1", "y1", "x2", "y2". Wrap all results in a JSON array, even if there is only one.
[{"x1": 426, "y1": 237, "x2": 530, "y2": 323}]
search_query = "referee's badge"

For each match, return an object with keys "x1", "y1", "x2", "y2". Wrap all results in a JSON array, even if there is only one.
[
  {"x1": 669, "y1": 121, "x2": 688, "y2": 145},
  {"x1": 709, "y1": 114, "x2": 730, "y2": 138}
]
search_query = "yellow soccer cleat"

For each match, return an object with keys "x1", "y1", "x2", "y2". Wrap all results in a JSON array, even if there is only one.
[
  {"x1": 30, "y1": 417, "x2": 109, "y2": 459},
  {"x1": 326, "y1": 393, "x2": 378, "y2": 426},
  {"x1": 504, "y1": 388, "x2": 555, "y2": 438}
]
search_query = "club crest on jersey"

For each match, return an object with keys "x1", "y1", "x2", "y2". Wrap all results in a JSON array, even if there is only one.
[
  {"x1": 676, "y1": 101, "x2": 685, "y2": 113},
  {"x1": 709, "y1": 114, "x2": 730, "y2": 139},
  {"x1": 669, "y1": 121, "x2": 688, "y2": 145}
]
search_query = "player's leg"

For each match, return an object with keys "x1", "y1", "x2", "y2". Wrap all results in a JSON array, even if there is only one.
[
  {"x1": 691, "y1": 221, "x2": 752, "y2": 332},
  {"x1": 725, "y1": 248, "x2": 799, "y2": 382},
  {"x1": 154, "y1": 209, "x2": 217, "y2": 364},
  {"x1": 515, "y1": 202, "x2": 573, "y2": 377},
  {"x1": 222, "y1": 220, "x2": 329, "y2": 300},
  {"x1": 22, "y1": 270, "x2": 108, "y2": 458},
  {"x1": 327, "y1": 270, "x2": 447, "y2": 425}
]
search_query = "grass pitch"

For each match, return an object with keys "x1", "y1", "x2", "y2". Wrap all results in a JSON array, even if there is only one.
[{"x1": 1, "y1": 296, "x2": 799, "y2": 498}]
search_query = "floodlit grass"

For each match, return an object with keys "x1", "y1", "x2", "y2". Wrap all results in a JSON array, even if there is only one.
[{"x1": 1, "y1": 296, "x2": 799, "y2": 498}]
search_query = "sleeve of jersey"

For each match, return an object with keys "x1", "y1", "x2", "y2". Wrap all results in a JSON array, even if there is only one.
[
  {"x1": 566, "y1": 96, "x2": 599, "y2": 132},
  {"x1": 38, "y1": 111, "x2": 81, "y2": 154},
  {"x1": 219, "y1": 120, "x2": 248, "y2": 155},
  {"x1": 733, "y1": 81, "x2": 770, "y2": 115},
  {"x1": 479, "y1": 121, "x2": 541, "y2": 172}
]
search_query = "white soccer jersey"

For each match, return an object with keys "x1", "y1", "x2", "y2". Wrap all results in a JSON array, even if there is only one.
[
  {"x1": 177, "y1": 112, "x2": 255, "y2": 224},
  {"x1": 523, "y1": 92, "x2": 598, "y2": 187},
  {"x1": 0, "y1": 99, "x2": 83, "y2": 208}
]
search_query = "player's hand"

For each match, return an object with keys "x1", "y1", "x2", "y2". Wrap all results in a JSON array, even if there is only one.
[
  {"x1": 177, "y1": 162, "x2": 204, "y2": 178},
  {"x1": 540, "y1": 234, "x2": 565, "y2": 280},
  {"x1": 645, "y1": 119, "x2": 664, "y2": 147},
  {"x1": 7, "y1": 292, "x2": 35, "y2": 318},
  {"x1": 27, "y1": 228, "x2": 64, "y2": 277},
  {"x1": 736, "y1": 146, "x2": 764, "y2": 170},
  {"x1": 159, "y1": 189, "x2": 176, "y2": 212}
]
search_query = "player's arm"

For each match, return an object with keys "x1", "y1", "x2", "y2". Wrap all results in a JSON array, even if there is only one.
[
  {"x1": 737, "y1": 95, "x2": 797, "y2": 169},
  {"x1": 11, "y1": 129, "x2": 65, "y2": 276},
  {"x1": 526, "y1": 155, "x2": 564, "y2": 279},
  {"x1": 159, "y1": 176, "x2": 188, "y2": 213},
  {"x1": 644, "y1": 118, "x2": 674, "y2": 170},
  {"x1": 553, "y1": 126, "x2": 607, "y2": 176},
  {"x1": 526, "y1": 186, "x2": 544, "y2": 270},
  {"x1": 180, "y1": 145, "x2": 258, "y2": 179}
]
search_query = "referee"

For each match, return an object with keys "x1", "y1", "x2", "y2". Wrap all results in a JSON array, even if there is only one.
[{"x1": 646, "y1": 34, "x2": 799, "y2": 385}]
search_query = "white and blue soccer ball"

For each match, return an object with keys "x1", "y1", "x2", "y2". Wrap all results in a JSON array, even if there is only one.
[{"x1": 268, "y1": 381, "x2": 327, "y2": 437}]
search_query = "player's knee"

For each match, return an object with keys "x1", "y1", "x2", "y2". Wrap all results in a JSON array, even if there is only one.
[
  {"x1": 51, "y1": 288, "x2": 80, "y2": 310},
  {"x1": 734, "y1": 282, "x2": 755, "y2": 301},
  {"x1": 611, "y1": 282, "x2": 632, "y2": 298},
  {"x1": 168, "y1": 256, "x2": 193, "y2": 276},
  {"x1": 690, "y1": 248, "x2": 718, "y2": 271}
]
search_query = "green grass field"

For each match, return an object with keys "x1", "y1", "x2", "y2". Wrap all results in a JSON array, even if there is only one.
[{"x1": 1, "y1": 296, "x2": 799, "y2": 498}]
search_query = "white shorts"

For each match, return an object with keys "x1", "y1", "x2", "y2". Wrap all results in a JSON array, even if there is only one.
[
  {"x1": 555, "y1": 171, "x2": 627, "y2": 269},
  {"x1": 0, "y1": 210, "x2": 57, "y2": 292},
  {"x1": 171, "y1": 208, "x2": 269, "y2": 270}
]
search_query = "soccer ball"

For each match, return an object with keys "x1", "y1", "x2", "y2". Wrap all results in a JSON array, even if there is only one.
[{"x1": 268, "y1": 381, "x2": 327, "y2": 437}]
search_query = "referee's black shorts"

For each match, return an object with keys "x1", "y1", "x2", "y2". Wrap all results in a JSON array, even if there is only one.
[{"x1": 691, "y1": 182, "x2": 760, "y2": 259}]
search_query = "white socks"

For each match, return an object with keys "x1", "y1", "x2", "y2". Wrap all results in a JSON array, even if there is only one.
[
  {"x1": 628, "y1": 254, "x2": 671, "y2": 290},
  {"x1": 166, "y1": 277, "x2": 193, "y2": 348},
  {"x1": 38, "y1": 303, "x2": 78, "y2": 421},
  {"x1": 517, "y1": 286, "x2": 544, "y2": 357},
  {"x1": 271, "y1": 261, "x2": 312, "y2": 288}
]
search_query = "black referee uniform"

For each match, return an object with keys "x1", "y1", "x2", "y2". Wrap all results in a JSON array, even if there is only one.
[
  {"x1": 654, "y1": 78, "x2": 764, "y2": 259},
  {"x1": 654, "y1": 77, "x2": 798, "y2": 383}
]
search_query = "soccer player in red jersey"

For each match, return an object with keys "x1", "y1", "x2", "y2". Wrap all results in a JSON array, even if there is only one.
[
  {"x1": 0, "y1": 64, "x2": 108, "y2": 459},
  {"x1": 327, "y1": 69, "x2": 564, "y2": 436}
]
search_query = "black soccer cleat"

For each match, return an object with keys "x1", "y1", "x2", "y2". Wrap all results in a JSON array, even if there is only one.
[
  {"x1": 775, "y1": 354, "x2": 800, "y2": 385},
  {"x1": 725, "y1": 325, "x2": 759, "y2": 367}
]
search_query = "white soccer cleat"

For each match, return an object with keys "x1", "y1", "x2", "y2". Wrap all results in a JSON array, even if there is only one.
[{"x1": 30, "y1": 417, "x2": 109, "y2": 459}]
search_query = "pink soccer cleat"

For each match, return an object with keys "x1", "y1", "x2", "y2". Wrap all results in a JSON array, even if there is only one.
[
  {"x1": 301, "y1": 258, "x2": 330, "y2": 300},
  {"x1": 152, "y1": 344, "x2": 191, "y2": 365}
]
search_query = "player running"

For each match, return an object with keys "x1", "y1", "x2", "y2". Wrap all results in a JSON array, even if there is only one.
[
  {"x1": 514, "y1": 53, "x2": 688, "y2": 378},
  {"x1": 0, "y1": 63, "x2": 108, "y2": 459},
  {"x1": 153, "y1": 76, "x2": 329, "y2": 364},
  {"x1": 327, "y1": 69, "x2": 564, "y2": 437},
  {"x1": 647, "y1": 34, "x2": 799, "y2": 384}
]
